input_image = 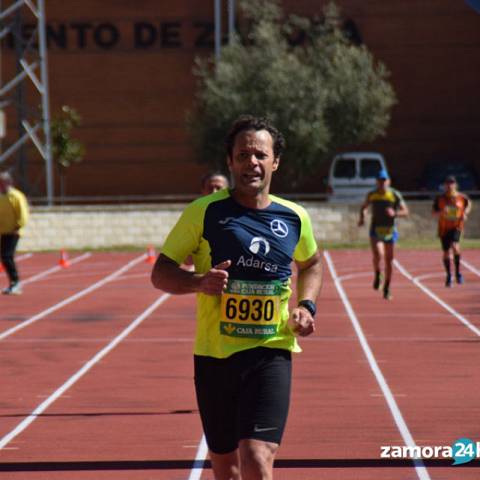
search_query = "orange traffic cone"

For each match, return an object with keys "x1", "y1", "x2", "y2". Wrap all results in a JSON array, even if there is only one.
[
  {"x1": 146, "y1": 245, "x2": 156, "y2": 264},
  {"x1": 59, "y1": 249, "x2": 70, "y2": 268}
]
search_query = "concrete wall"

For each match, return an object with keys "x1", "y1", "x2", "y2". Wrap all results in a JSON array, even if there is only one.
[{"x1": 18, "y1": 201, "x2": 479, "y2": 251}]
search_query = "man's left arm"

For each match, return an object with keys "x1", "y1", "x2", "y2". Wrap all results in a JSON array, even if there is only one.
[
  {"x1": 463, "y1": 195, "x2": 472, "y2": 218},
  {"x1": 290, "y1": 250, "x2": 323, "y2": 337},
  {"x1": 393, "y1": 191, "x2": 409, "y2": 218},
  {"x1": 396, "y1": 202, "x2": 409, "y2": 218}
]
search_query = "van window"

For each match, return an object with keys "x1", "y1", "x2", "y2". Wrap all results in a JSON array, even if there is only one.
[
  {"x1": 333, "y1": 159, "x2": 356, "y2": 178},
  {"x1": 360, "y1": 159, "x2": 382, "y2": 178}
]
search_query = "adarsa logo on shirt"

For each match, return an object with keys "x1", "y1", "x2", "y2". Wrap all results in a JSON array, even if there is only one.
[
  {"x1": 237, "y1": 236, "x2": 279, "y2": 272},
  {"x1": 236, "y1": 255, "x2": 278, "y2": 273}
]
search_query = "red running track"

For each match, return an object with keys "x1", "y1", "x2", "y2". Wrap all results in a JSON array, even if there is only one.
[{"x1": 0, "y1": 250, "x2": 479, "y2": 479}]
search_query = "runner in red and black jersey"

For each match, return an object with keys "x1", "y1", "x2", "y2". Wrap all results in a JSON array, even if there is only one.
[{"x1": 432, "y1": 176, "x2": 472, "y2": 287}]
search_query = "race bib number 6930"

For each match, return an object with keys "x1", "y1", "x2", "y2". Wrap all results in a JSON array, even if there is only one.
[{"x1": 220, "y1": 279, "x2": 282, "y2": 339}]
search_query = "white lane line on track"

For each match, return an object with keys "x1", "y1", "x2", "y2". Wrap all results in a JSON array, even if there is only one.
[
  {"x1": 111, "y1": 272, "x2": 150, "y2": 282},
  {"x1": 394, "y1": 259, "x2": 480, "y2": 337},
  {"x1": 0, "y1": 292, "x2": 171, "y2": 450},
  {"x1": 324, "y1": 251, "x2": 431, "y2": 480},
  {"x1": 370, "y1": 393, "x2": 407, "y2": 397},
  {"x1": 22, "y1": 253, "x2": 92, "y2": 285},
  {"x1": 187, "y1": 434, "x2": 208, "y2": 480},
  {"x1": 337, "y1": 272, "x2": 372, "y2": 282},
  {"x1": 0, "y1": 255, "x2": 146, "y2": 342},
  {"x1": 414, "y1": 272, "x2": 445, "y2": 281},
  {"x1": 461, "y1": 259, "x2": 480, "y2": 277},
  {"x1": 16, "y1": 253, "x2": 33, "y2": 262}
]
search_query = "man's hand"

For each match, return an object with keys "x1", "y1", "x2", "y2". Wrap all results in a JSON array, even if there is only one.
[
  {"x1": 198, "y1": 260, "x2": 231, "y2": 295},
  {"x1": 385, "y1": 207, "x2": 396, "y2": 218},
  {"x1": 358, "y1": 198, "x2": 370, "y2": 227},
  {"x1": 289, "y1": 307, "x2": 315, "y2": 337}
]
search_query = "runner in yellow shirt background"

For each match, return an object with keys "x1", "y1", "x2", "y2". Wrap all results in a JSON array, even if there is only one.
[{"x1": 358, "y1": 170, "x2": 409, "y2": 300}]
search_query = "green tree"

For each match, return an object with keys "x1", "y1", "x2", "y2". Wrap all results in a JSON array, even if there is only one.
[
  {"x1": 51, "y1": 105, "x2": 85, "y2": 201},
  {"x1": 189, "y1": 0, "x2": 396, "y2": 189}
]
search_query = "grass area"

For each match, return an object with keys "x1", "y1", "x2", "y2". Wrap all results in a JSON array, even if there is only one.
[
  {"x1": 320, "y1": 241, "x2": 370, "y2": 250},
  {"x1": 321, "y1": 238, "x2": 480, "y2": 250},
  {"x1": 398, "y1": 238, "x2": 480, "y2": 250}
]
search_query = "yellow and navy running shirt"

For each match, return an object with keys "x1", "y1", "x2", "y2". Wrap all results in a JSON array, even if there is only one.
[
  {"x1": 367, "y1": 188, "x2": 404, "y2": 239},
  {"x1": 161, "y1": 189, "x2": 318, "y2": 359}
]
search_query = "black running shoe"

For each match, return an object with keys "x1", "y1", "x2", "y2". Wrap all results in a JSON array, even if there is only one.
[
  {"x1": 445, "y1": 274, "x2": 452, "y2": 287},
  {"x1": 383, "y1": 287, "x2": 392, "y2": 300},
  {"x1": 456, "y1": 273, "x2": 464, "y2": 285},
  {"x1": 373, "y1": 272, "x2": 382, "y2": 290}
]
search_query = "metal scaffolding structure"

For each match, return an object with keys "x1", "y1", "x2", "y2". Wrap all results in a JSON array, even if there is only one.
[
  {"x1": 214, "y1": 0, "x2": 236, "y2": 62},
  {"x1": 0, "y1": 0, "x2": 53, "y2": 205}
]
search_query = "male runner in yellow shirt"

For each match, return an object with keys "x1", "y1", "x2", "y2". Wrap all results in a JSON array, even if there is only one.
[
  {"x1": 0, "y1": 172, "x2": 29, "y2": 295},
  {"x1": 359, "y1": 170, "x2": 409, "y2": 300},
  {"x1": 151, "y1": 116, "x2": 322, "y2": 480}
]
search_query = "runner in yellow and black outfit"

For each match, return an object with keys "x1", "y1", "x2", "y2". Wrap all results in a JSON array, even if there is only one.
[
  {"x1": 433, "y1": 175, "x2": 472, "y2": 287},
  {"x1": 151, "y1": 116, "x2": 322, "y2": 480},
  {"x1": 359, "y1": 170, "x2": 409, "y2": 300},
  {"x1": 0, "y1": 171, "x2": 29, "y2": 295}
]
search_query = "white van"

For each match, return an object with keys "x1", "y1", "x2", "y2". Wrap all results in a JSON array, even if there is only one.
[{"x1": 326, "y1": 152, "x2": 388, "y2": 202}]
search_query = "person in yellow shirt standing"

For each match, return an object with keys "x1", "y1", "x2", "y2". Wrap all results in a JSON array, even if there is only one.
[{"x1": 0, "y1": 172, "x2": 29, "y2": 295}]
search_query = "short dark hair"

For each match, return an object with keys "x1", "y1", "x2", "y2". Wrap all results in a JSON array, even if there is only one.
[
  {"x1": 444, "y1": 175, "x2": 456, "y2": 184},
  {"x1": 0, "y1": 171, "x2": 13, "y2": 186},
  {"x1": 225, "y1": 115, "x2": 286, "y2": 159}
]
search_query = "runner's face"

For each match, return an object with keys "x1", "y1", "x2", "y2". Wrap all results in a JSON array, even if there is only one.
[
  {"x1": 227, "y1": 129, "x2": 279, "y2": 195},
  {"x1": 202, "y1": 175, "x2": 228, "y2": 195},
  {"x1": 376, "y1": 178, "x2": 390, "y2": 191},
  {"x1": 445, "y1": 181, "x2": 456, "y2": 193}
]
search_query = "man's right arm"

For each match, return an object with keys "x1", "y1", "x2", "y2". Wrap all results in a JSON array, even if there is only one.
[
  {"x1": 358, "y1": 195, "x2": 370, "y2": 226},
  {"x1": 151, "y1": 254, "x2": 231, "y2": 295},
  {"x1": 432, "y1": 196, "x2": 441, "y2": 216}
]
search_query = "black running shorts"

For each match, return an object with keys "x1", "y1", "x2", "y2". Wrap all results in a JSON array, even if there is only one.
[
  {"x1": 194, "y1": 347, "x2": 292, "y2": 454},
  {"x1": 440, "y1": 229, "x2": 461, "y2": 252}
]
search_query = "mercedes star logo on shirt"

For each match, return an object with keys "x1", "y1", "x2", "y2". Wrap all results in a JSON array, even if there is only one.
[{"x1": 270, "y1": 219, "x2": 289, "y2": 238}]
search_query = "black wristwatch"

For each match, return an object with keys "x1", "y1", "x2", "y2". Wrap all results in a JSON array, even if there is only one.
[{"x1": 298, "y1": 299, "x2": 317, "y2": 318}]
